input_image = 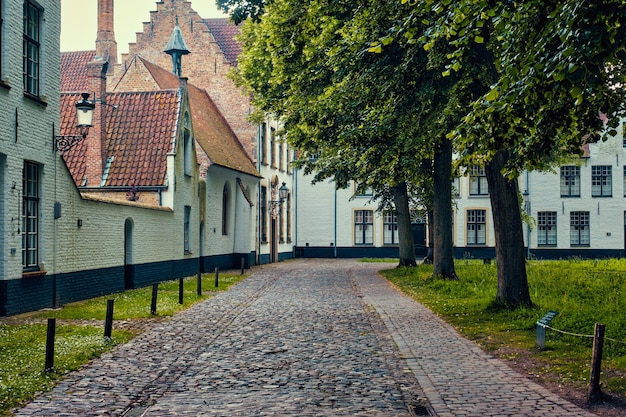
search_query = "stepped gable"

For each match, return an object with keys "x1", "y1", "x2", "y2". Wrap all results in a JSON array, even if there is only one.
[
  {"x1": 138, "y1": 57, "x2": 260, "y2": 178},
  {"x1": 60, "y1": 51, "x2": 96, "y2": 92},
  {"x1": 113, "y1": 0, "x2": 257, "y2": 162},
  {"x1": 203, "y1": 18, "x2": 241, "y2": 65}
]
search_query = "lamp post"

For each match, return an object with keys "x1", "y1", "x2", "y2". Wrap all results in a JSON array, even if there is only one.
[
  {"x1": 55, "y1": 93, "x2": 96, "y2": 152},
  {"x1": 269, "y1": 182, "x2": 288, "y2": 218}
]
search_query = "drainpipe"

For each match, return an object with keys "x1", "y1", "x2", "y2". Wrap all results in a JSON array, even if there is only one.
[
  {"x1": 525, "y1": 170, "x2": 531, "y2": 259},
  {"x1": 334, "y1": 185, "x2": 337, "y2": 258},
  {"x1": 257, "y1": 123, "x2": 262, "y2": 266},
  {"x1": 293, "y1": 167, "x2": 298, "y2": 257}
]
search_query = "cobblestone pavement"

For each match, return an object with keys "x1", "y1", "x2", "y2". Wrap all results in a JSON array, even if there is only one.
[{"x1": 14, "y1": 259, "x2": 596, "y2": 417}]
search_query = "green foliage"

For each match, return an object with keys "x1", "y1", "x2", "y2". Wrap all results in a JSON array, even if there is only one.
[
  {"x1": 215, "y1": 0, "x2": 268, "y2": 24},
  {"x1": 233, "y1": 0, "x2": 451, "y2": 198},
  {"x1": 382, "y1": 259, "x2": 626, "y2": 397},
  {"x1": 402, "y1": 0, "x2": 626, "y2": 176}
]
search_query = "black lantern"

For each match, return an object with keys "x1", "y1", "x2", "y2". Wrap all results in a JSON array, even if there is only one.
[{"x1": 56, "y1": 92, "x2": 96, "y2": 152}]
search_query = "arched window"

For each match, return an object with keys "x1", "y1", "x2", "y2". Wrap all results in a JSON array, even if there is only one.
[{"x1": 222, "y1": 183, "x2": 229, "y2": 235}]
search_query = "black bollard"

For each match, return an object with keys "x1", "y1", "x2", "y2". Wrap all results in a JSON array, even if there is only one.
[
  {"x1": 240, "y1": 257, "x2": 245, "y2": 275},
  {"x1": 197, "y1": 271, "x2": 202, "y2": 296},
  {"x1": 104, "y1": 299, "x2": 114, "y2": 340},
  {"x1": 214, "y1": 267, "x2": 219, "y2": 288},
  {"x1": 178, "y1": 278, "x2": 184, "y2": 304},
  {"x1": 44, "y1": 318, "x2": 56, "y2": 372},
  {"x1": 150, "y1": 283, "x2": 158, "y2": 315}
]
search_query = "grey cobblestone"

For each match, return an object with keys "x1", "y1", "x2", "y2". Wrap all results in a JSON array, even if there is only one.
[{"x1": 13, "y1": 259, "x2": 597, "y2": 416}]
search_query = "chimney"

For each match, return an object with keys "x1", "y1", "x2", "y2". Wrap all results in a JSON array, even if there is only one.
[
  {"x1": 96, "y1": 0, "x2": 117, "y2": 73},
  {"x1": 83, "y1": 58, "x2": 108, "y2": 187}
]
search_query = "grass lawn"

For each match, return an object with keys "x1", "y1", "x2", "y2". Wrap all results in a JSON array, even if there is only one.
[
  {"x1": 380, "y1": 258, "x2": 626, "y2": 411},
  {"x1": 0, "y1": 271, "x2": 245, "y2": 416}
]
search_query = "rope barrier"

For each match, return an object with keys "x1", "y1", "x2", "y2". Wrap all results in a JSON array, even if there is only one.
[{"x1": 543, "y1": 324, "x2": 626, "y2": 345}]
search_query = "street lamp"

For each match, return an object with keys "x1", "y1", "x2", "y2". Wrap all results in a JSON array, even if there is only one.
[
  {"x1": 269, "y1": 182, "x2": 288, "y2": 218},
  {"x1": 55, "y1": 92, "x2": 96, "y2": 152}
]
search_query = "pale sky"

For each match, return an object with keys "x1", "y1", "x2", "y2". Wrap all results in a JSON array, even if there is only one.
[{"x1": 61, "y1": 0, "x2": 227, "y2": 54}]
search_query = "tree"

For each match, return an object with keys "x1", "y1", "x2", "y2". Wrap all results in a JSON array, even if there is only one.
[
  {"x1": 232, "y1": 0, "x2": 463, "y2": 267},
  {"x1": 215, "y1": 0, "x2": 268, "y2": 24},
  {"x1": 402, "y1": 0, "x2": 626, "y2": 307}
]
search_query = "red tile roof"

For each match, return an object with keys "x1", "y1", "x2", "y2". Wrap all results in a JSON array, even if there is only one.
[
  {"x1": 139, "y1": 57, "x2": 260, "y2": 178},
  {"x1": 60, "y1": 90, "x2": 180, "y2": 187},
  {"x1": 60, "y1": 51, "x2": 96, "y2": 92},
  {"x1": 203, "y1": 18, "x2": 242, "y2": 65},
  {"x1": 104, "y1": 90, "x2": 180, "y2": 186}
]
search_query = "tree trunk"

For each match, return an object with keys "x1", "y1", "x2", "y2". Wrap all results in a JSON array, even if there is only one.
[
  {"x1": 432, "y1": 136, "x2": 458, "y2": 279},
  {"x1": 484, "y1": 149, "x2": 532, "y2": 308},
  {"x1": 393, "y1": 181, "x2": 417, "y2": 267}
]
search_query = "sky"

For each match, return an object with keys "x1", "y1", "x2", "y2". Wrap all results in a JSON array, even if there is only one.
[{"x1": 61, "y1": 0, "x2": 227, "y2": 54}]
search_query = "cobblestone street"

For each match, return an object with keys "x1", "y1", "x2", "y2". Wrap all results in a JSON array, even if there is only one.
[{"x1": 14, "y1": 259, "x2": 597, "y2": 416}]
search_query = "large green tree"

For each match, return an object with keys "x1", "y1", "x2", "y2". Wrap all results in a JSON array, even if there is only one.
[
  {"x1": 233, "y1": 0, "x2": 461, "y2": 267},
  {"x1": 402, "y1": 0, "x2": 626, "y2": 307}
]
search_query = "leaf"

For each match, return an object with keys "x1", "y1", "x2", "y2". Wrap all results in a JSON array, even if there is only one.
[
  {"x1": 485, "y1": 89, "x2": 499, "y2": 101},
  {"x1": 474, "y1": 35, "x2": 485, "y2": 44},
  {"x1": 368, "y1": 43, "x2": 382, "y2": 54}
]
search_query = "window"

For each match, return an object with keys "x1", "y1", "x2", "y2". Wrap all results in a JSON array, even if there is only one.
[
  {"x1": 469, "y1": 166, "x2": 488, "y2": 196},
  {"x1": 260, "y1": 185, "x2": 268, "y2": 243},
  {"x1": 570, "y1": 211, "x2": 590, "y2": 246},
  {"x1": 23, "y1": 0, "x2": 40, "y2": 96},
  {"x1": 221, "y1": 184, "x2": 229, "y2": 235},
  {"x1": 383, "y1": 211, "x2": 398, "y2": 245},
  {"x1": 260, "y1": 123, "x2": 267, "y2": 165},
  {"x1": 184, "y1": 206, "x2": 191, "y2": 253},
  {"x1": 466, "y1": 209, "x2": 486, "y2": 245},
  {"x1": 591, "y1": 165, "x2": 612, "y2": 197},
  {"x1": 270, "y1": 127, "x2": 276, "y2": 168},
  {"x1": 354, "y1": 210, "x2": 373, "y2": 245},
  {"x1": 286, "y1": 144, "x2": 292, "y2": 174},
  {"x1": 278, "y1": 141, "x2": 284, "y2": 171},
  {"x1": 560, "y1": 166, "x2": 580, "y2": 197},
  {"x1": 279, "y1": 197, "x2": 284, "y2": 243},
  {"x1": 537, "y1": 211, "x2": 557, "y2": 246},
  {"x1": 22, "y1": 162, "x2": 39, "y2": 270},
  {"x1": 354, "y1": 182, "x2": 373, "y2": 197}
]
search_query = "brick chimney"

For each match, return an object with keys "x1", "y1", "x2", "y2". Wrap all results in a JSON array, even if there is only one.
[
  {"x1": 83, "y1": 59, "x2": 108, "y2": 187},
  {"x1": 96, "y1": 0, "x2": 117, "y2": 73}
]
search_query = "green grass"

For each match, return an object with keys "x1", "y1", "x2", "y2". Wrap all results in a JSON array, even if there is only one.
[
  {"x1": 360, "y1": 257, "x2": 399, "y2": 263},
  {"x1": 381, "y1": 259, "x2": 626, "y2": 399},
  {"x1": 0, "y1": 272, "x2": 245, "y2": 416}
]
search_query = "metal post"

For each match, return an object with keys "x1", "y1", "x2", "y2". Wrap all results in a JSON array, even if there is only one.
[
  {"x1": 197, "y1": 271, "x2": 202, "y2": 296},
  {"x1": 214, "y1": 267, "x2": 219, "y2": 288},
  {"x1": 588, "y1": 323, "x2": 606, "y2": 403},
  {"x1": 536, "y1": 324, "x2": 546, "y2": 349},
  {"x1": 240, "y1": 257, "x2": 245, "y2": 275},
  {"x1": 104, "y1": 299, "x2": 114, "y2": 340},
  {"x1": 151, "y1": 283, "x2": 158, "y2": 315},
  {"x1": 45, "y1": 318, "x2": 56, "y2": 372},
  {"x1": 178, "y1": 278, "x2": 184, "y2": 304}
]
